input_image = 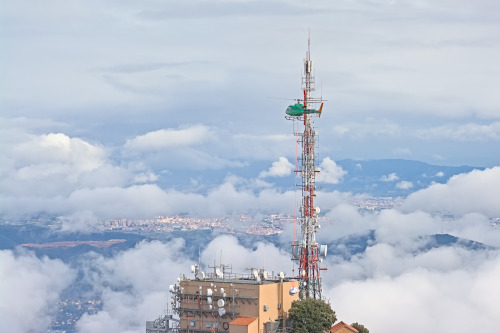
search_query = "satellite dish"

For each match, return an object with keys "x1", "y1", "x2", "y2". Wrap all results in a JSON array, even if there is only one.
[
  {"x1": 279, "y1": 271, "x2": 284, "y2": 279},
  {"x1": 209, "y1": 305, "x2": 213, "y2": 310},
  {"x1": 217, "y1": 299, "x2": 225, "y2": 307},
  {"x1": 218, "y1": 308, "x2": 226, "y2": 316},
  {"x1": 253, "y1": 270, "x2": 259, "y2": 279},
  {"x1": 256, "y1": 276, "x2": 261, "y2": 283},
  {"x1": 220, "y1": 288, "x2": 225, "y2": 294},
  {"x1": 207, "y1": 297, "x2": 212, "y2": 305},
  {"x1": 207, "y1": 288, "x2": 213, "y2": 296},
  {"x1": 215, "y1": 268, "x2": 222, "y2": 278},
  {"x1": 196, "y1": 271, "x2": 206, "y2": 280},
  {"x1": 289, "y1": 287, "x2": 299, "y2": 296},
  {"x1": 320, "y1": 244, "x2": 328, "y2": 257},
  {"x1": 261, "y1": 270, "x2": 268, "y2": 280},
  {"x1": 169, "y1": 285, "x2": 175, "y2": 292},
  {"x1": 191, "y1": 265, "x2": 196, "y2": 273}
]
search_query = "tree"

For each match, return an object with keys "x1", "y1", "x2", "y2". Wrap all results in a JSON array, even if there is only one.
[
  {"x1": 351, "y1": 322, "x2": 369, "y2": 333},
  {"x1": 288, "y1": 298, "x2": 337, "y2": 333}
]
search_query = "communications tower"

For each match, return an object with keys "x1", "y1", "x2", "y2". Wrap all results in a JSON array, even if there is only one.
[{"x1": 285, "y1": 36, "x2": 327, "y2": 300}]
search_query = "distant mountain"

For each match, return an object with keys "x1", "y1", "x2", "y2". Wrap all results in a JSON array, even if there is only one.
[
  {"x1": 322, "y1": 230, "x2": 495, "y2": 261},
  {"x1": 156, "y1": 158, "x2": 482, "y2": 197},
  {"x1": 331, "y1": 159, "x2": 482, "y2": 196}
]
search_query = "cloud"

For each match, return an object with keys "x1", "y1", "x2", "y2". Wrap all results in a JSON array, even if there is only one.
[
  {"x1": 329, "y1": 251, "x2": 500, "y2": 333},
  {"x1": 417, "y1": 122, "x2": 500, "y2": 141},
  {"x1": 201, "y1": 235, "x2": 291, "y2": 274},
  {"x1": 317, "y1": 157, "x2": 347, "y2": 184},
  {"x1": 396, "y1": 180, "x2": 413, "y2": 189},
  {"x1": 137, "y1": 1, "x2": 322, "y2": 20},
  {"x1": 401, "y1": 167, "x2": 500, "y2": 218},
  {"x1": 259, "y1": 157, "x2": 294, "y2": 178},
  {"x1": 0, "y1": 249, "x2": 75, "y2": 333},
  {"x1": 124, "y1": 125, "x2": 213, "y2": 151},
  {"x1": 381, "y1": 173, "x2": 399, "y2": 182},
  {"x1": 76, "y1": 240, "x2": 191, "y2": 333}
]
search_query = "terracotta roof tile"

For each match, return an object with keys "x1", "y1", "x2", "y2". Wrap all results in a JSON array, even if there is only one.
[
  {"x1": 330, "y1": 321, "x2": 359, "y2": 333},
  {"x1": 230, "y1": 317, "x2": 258, "y2": 326}
]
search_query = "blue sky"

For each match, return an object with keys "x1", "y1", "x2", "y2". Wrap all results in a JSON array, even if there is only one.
[{"x1": 1, "y1": 0, "x2": 500, "y2": 220}]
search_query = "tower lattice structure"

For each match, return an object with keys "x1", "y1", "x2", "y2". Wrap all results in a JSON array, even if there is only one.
[{"x1": 286, "y1": 37, "x2": 327, "y2": 300}]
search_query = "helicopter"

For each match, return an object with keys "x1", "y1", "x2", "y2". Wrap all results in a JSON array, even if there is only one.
[{"x1": 285, "y1": 102, "x2": 324, "y2": 117}]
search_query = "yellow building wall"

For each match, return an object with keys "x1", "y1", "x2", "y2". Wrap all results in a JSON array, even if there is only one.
[{"x1": 177, "y1": 279, "x2": 299, "y2": 332}]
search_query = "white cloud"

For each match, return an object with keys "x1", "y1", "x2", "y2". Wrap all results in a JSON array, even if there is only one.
[
  {"x1": 381, "y1": 173, "x2": 399, "y2": 182},
  {"x1": 417, "y1": 122, "x2": 500, "y2": 141},
  {"x1": 396, "y1": 180, "x2": 413, "y2": 189},
  {"x1": 259, "y1": 157, "x2": 294, "y2": 178},
  {"x1": 329, "y1": 252, "x2": 500, "y2": 333},
  {"x1": 316, "y1": 157, "x2": 347, "y2": 184},
  {"x1": 124, "y1": 125, "x2": 213, "y2": 151},
  {"x1": 76, "y1": 240, "x2": 190, "y2": 333},
  {"x1": 402, "y1": 167, "x2": 500, "y2": 218},
  {"x1": 435, "y1": 171, "x2": 444, "y2": 177},
  {"x1": 0, "y1": 250, "x2": 75, "y2": 333},
  {"x1": 201, "y1": 235, "x2": 291, "y2": 274}
]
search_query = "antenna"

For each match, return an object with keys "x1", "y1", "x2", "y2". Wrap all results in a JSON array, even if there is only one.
[{"x1": 284, "y1": 33, "x2": 328, "y2": 300}]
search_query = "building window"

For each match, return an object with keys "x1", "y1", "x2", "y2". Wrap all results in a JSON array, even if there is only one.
[{"x1": 205, "y1": 322, "x2": 211, "y2": 328}]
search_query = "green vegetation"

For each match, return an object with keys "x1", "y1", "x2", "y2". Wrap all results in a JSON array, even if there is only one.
[
  {"x1": 351, "y1": 322, "x2": 369, "y2": 333},
  {"x1": 288, "y1": 298, "x2": 337, "y2": 333}
]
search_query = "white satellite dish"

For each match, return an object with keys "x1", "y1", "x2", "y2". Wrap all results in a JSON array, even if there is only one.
[
  {"x1": 207, "y1": 297, "x2": 212, "y2": 305},
  {"x1": 196, "y1": 271, "x2": 206, "y2": 280},
  {"x1": 220, "y1": 288, "x2": 225, "y2": 294},
  {"x1": 217, "y1": 299, "x2": 225, "y2": 307},
  {"x1": 261, "y1": 270, "x2": 268, "y2": 280},
  {"x1": 209, "y1": 305, "x2": 213, "y2": 310},
  {"x1": 207, "y1": 288, "x2": 213, "y2": 296},
  {"x1": 218, "y1": 308, "x2": 226, "y2": 316},
  {"x1": 191, "y1": 265, "x2": 196, "y2": 273},
  {"x1": 279, "y1": 271, "x2": 284, "y2": 279},
  {"x1": 289, "y1": 287, "x2": 299, "y2": 296},
  {"x1": 169, "y1": 285, "x2": 175, "y2": 292}
]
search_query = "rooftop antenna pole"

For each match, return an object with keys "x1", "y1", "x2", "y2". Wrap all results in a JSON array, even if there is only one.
[{"x1": 286, "y1": 33, "x2": 327, "y2": 300}]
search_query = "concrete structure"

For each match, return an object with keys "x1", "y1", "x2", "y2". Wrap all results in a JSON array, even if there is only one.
[{"x1": 171, "y1": 265, "x2": 299, "y2": 333}]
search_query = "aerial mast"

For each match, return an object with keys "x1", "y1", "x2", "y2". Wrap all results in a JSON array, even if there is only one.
[{"x1": 286, "y1": 35, "x2": 327, "y2": 300}]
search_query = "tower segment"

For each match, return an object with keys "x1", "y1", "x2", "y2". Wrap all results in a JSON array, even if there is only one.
[{"x1": 285, "y1": 37, "x2": 327, "y2": 300}]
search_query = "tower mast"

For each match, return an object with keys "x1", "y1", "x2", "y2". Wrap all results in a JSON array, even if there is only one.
[{"x1": 286, "y1": 35, "x2": 326, "y2": 300}]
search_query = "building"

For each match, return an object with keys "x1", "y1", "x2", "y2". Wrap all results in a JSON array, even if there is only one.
[
  {"x1": 171, "y1": 264, "x2": 299, "y2": 333},
  {"x1": 330, "y1": 321, "x2": 359, "y2": 333}
]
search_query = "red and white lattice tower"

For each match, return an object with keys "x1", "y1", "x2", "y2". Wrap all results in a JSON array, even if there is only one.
[{"x1": 287, "y1": 36, "x2": 327, "y2": 300}]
